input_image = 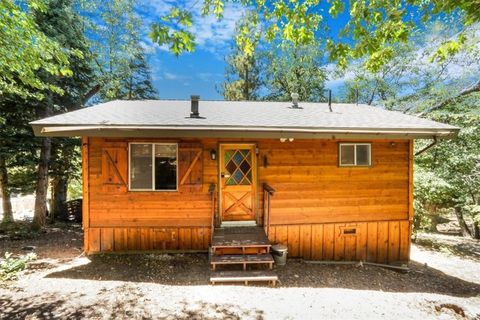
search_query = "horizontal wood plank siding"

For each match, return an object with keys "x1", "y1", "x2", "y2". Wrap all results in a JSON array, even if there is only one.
[{"x1": 258, "y1": 140, "x2": 409, "y2": 225}]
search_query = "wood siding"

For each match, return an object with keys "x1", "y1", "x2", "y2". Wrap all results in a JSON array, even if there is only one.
[
  {"x1": 83, "y1": 137, "x2": 413, "y2": 261},
  {"x1": 86, "y1": 227, "x2": 211, "y2": 252},
  {"x1": 268, "y1": 221, "x2": 411, "y2": 263},
  {"x1": 257, "y1": 139, "x2": 410, "y2": 226}
]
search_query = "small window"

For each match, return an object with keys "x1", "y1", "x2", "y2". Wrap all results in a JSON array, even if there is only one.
[
  {"x1": 339, "y1": 143, "x2": 371, "y2": 166},
  {"x1": 129, "y1": 143, "x2": 177, "y2": 191}
]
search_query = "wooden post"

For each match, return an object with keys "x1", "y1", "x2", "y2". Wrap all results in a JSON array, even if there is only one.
[
  {"x1": 209, "y1": 183, "x2": 216, "y2": 243},
  {"x1": 408, "y1": 139, "x2": 414, "y2": 222},
  {"x1": 407, "y1": 139, "x2": 414, "y2": 260},
  {"x1": 82, "y1": 137, "x2": 90, "y2": 254}
]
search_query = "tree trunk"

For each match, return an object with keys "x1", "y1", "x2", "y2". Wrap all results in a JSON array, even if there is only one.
[
  {"x1": 50, "y1": 176, "x2": 68, "y2": 221},
  {"x1": 473, "y1": 221, "x2": 480, "y2": 240},
  {"x1": 454, "y1": 206, "x2": 472, "y2": 237},
  {"x1": 32, "y1": 136, "x2": 52, "y2": 230},
  {"x1": 0, "y1": 156, "x2": 13, "y2": 223},
  {"x1": 418, "y1": 78, "x2": 480, "y2": 116}
]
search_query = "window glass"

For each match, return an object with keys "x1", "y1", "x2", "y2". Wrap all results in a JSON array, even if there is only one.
[
  {"x1": 154, "y1": 144, "x2": 177, "y2": 190},
  {"x1": 356, "y1": 145, "x2": 370, "y2": 166},
  {"x1": 340, "y1": 145, "x2": 355, "y2": 165},
  {"x1": 130, "y1": 144, "x2": 152, "y2": 189}
]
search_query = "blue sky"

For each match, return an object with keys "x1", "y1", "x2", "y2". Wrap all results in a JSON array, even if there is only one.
[{"x1": 137, "y1": 1, "x2": 351, "y2": 100}]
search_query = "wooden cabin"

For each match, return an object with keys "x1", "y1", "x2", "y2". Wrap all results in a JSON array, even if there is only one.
[{"x1": 32, "y1": 97, "x2": 458, "y2": 269}]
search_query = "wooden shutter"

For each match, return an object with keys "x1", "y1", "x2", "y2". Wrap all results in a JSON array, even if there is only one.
[
  {"x1": 178, "y1": 142, "x2": 203, "y2": 191},
  {"x1": 102, "y1": 146, "x2": 127, "y2": 192}
]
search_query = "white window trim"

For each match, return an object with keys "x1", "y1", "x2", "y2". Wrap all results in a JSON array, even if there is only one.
[
  {"x1": 339, "y1": 143, "x2": 371, "y2": 167},
  {"x1": 128, "y1": 142, "x2": 178, "y2": 191}
]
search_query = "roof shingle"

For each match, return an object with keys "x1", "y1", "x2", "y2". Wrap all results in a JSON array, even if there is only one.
[{"x1": 31, "y1": 99, "x2": 458, "y2": 138}]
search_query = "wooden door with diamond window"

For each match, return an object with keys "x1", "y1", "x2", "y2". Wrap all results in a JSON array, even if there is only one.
[{"x1": 219, "y1": 144, "x2": 257, "y2": 222}]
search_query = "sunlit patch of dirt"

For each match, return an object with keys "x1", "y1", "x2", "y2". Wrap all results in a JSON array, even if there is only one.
[{"x1": 414, "y1": 232, "x2": 480, "y2": 261}]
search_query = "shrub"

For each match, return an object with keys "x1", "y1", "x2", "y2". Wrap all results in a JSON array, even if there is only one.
[{"x1": 0, "y1": 252, "x2": 37, "y2": 281}]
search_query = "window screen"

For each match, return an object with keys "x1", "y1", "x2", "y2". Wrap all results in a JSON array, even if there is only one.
[
  {"x1": 130, "y1": 144, "x2": 153, "y2": 189},
  {"x1": 339, "y1": 143, "x2": 371, "y2": 166},
  {"x1": 129, "y1": 143, "x2": 177, "y2": 190},
  {"x1": 340, "y1": 145, "x2": 355, "y2": 165},
  {"x1": 356, "y1": 144, "x2": 370, "y2": 166}
]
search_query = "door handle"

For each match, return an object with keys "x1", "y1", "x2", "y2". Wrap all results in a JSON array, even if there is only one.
[{"x1": 221, "y1": 172, "x2": 230, "y2": 178}]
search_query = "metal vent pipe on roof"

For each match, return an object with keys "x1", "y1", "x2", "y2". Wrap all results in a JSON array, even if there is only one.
[
  {"x1": 190, "y1": 95, "x2": 200, "y2": 118},
  {"x1": 291, "y1": 92, "x2": 299, "y2": 108},
  {"x1": 327, "y1": 89, "x2": 332, "y2": 112}
]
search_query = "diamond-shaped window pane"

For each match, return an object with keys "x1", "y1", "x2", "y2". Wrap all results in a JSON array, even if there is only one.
[
  {"x1": 233, "y1": 151, "x2": 244, "y2": 165},
  {"x1": 225, "y1": 159, "x2": 237, "y2": 174},
  {"x1": 239, "y1": 159, "x2": 251, "y2": 175},
  {"x1": 232, "y1": 169, "x2": 244, "y2": 183},
  {"x1": 224, "y1": 150, "x2": 234, "y2": 163},
  {"x1": 226, "y1": 177, "x2": 236, "y2": 185},
  {"x1": 239, "y1": 149, "x2": 250, "y2": 157},
  {"x1": 239, "y1": 175, "x2": 251, "y2": 185}
]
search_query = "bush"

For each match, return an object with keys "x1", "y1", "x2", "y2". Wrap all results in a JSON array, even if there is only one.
[{"x1": 0, "y1": 252, "x2": 36, "y2": 281}]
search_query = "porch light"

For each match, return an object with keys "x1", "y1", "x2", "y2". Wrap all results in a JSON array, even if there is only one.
[
  {"x1": 210, "y1": 149, "x2": 217, "y2": 160},
  {"x1": 280, "y1": 138, "x2": 287, "y2": 143}
]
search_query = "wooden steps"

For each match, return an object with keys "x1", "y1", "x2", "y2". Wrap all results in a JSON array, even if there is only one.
[
  {"x1": 210, "y1": 270, "x2": 278, "y2": 285},
  {"x1": 210, "y1": 227, "x2": 278, "y2": 286},
  {"x1": 211, "y1": 226, "x2": 271, "y2": 255},
  {"x1": 211, "y1": 253, "x2": 274, "y2": 270}
]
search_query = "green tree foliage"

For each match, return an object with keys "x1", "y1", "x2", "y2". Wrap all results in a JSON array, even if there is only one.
[
  {"x1": 0, "y1": 0, "x2": 74, "y2": 100},
  {"x1": 220, "y1": 11, "x2": 263, "y2": 101},
  {"x1": 149, "y1": 0, "x2": 480, "y2": 71},
  {"x1": 415, "y1": 95, "x2": 480, "y2": 238},
  {"x1": 342, "y1": 19, "x2": 480, "y2": 111},
  {"x1": 25, "y1": 0, "x2": 96, "y2": 230},
  {"x1": 87, "y1": 0, "x2": 158, "y2": 101},
  {"x1": 221, "y1": 11, "x2": 327, "y2": 102},
  {"x1": 118, "y1": 46, "x2": 158, "y2": 100},
  {"x1": 264, "y1": 42, "x2": 327, "y2": 102}
]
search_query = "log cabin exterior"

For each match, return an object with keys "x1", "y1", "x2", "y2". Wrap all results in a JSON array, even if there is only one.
[{"x1": 32, "y1": 98, "x2": 458, "y2": 265}]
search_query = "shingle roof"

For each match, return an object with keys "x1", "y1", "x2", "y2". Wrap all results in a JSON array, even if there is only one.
[{"x1": 31, "y1": 99, "x2": 459, "y2": 139}]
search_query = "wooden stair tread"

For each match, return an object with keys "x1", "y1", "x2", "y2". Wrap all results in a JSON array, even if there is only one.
[
  {"x1": 210, "y1": 270, "x2": 278, "y2": 283},
  {"x1": 212, "y1": 227, "x2": 270, "y2": 248},
  {"x1": 211, "y1": 254, "x2": 274, "y2": 264}
]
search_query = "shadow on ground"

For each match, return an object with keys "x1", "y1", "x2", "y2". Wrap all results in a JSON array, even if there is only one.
[
  {"x1": 44, "y1": 253, "x2": 480, "y2": 297},
  {"x1": 0, "y1": 292, "x2": 92, "y2": 319},
  {"x1": 0, "y1": 285, "x2": 264, "y2": 320}
]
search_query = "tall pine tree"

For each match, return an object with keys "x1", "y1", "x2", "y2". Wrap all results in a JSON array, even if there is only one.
[
  {"x1": 88, "y1": 0, "x2": 157, "y2": 101},
  {"x1": 29, "y1": 0, "x2": 96, "y2": 229},
  {"x1": 220, "y1": 11, "x2": 263, "y2": 101}
]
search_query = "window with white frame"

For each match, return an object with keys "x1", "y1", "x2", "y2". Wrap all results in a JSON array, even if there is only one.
[
  {"x1": 339, "y1": 143, "x2": 371, "y2": 166},
  {"x1": 129, "y1": 143, "x2": 177, "y2": 191}
]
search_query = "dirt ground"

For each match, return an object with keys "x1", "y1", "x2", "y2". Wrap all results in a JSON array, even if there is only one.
[{"x1": 1, "y1": 225, "x2": 479, "y2": 319}]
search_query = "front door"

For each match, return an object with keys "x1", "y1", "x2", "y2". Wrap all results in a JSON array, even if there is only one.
[{"x1": 219, "y1": 144, "x2": 257, "y2": 222}]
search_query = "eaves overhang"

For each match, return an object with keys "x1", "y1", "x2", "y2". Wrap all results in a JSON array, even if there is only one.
[{"x1": 31, "y1": 124, "x2": 460, "y2": 140}]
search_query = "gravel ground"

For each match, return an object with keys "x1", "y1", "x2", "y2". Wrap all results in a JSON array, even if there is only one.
[{"x1": 1, "y1": 226, "x2": 480, "y2": 319}]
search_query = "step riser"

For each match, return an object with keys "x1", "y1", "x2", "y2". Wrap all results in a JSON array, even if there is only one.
[
  {"x1": 212, "y1": 247, "x2": 269, "y2": 255},
  {"x1": 210, "y1": 270, "x2": 278, "y2": 286}
]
